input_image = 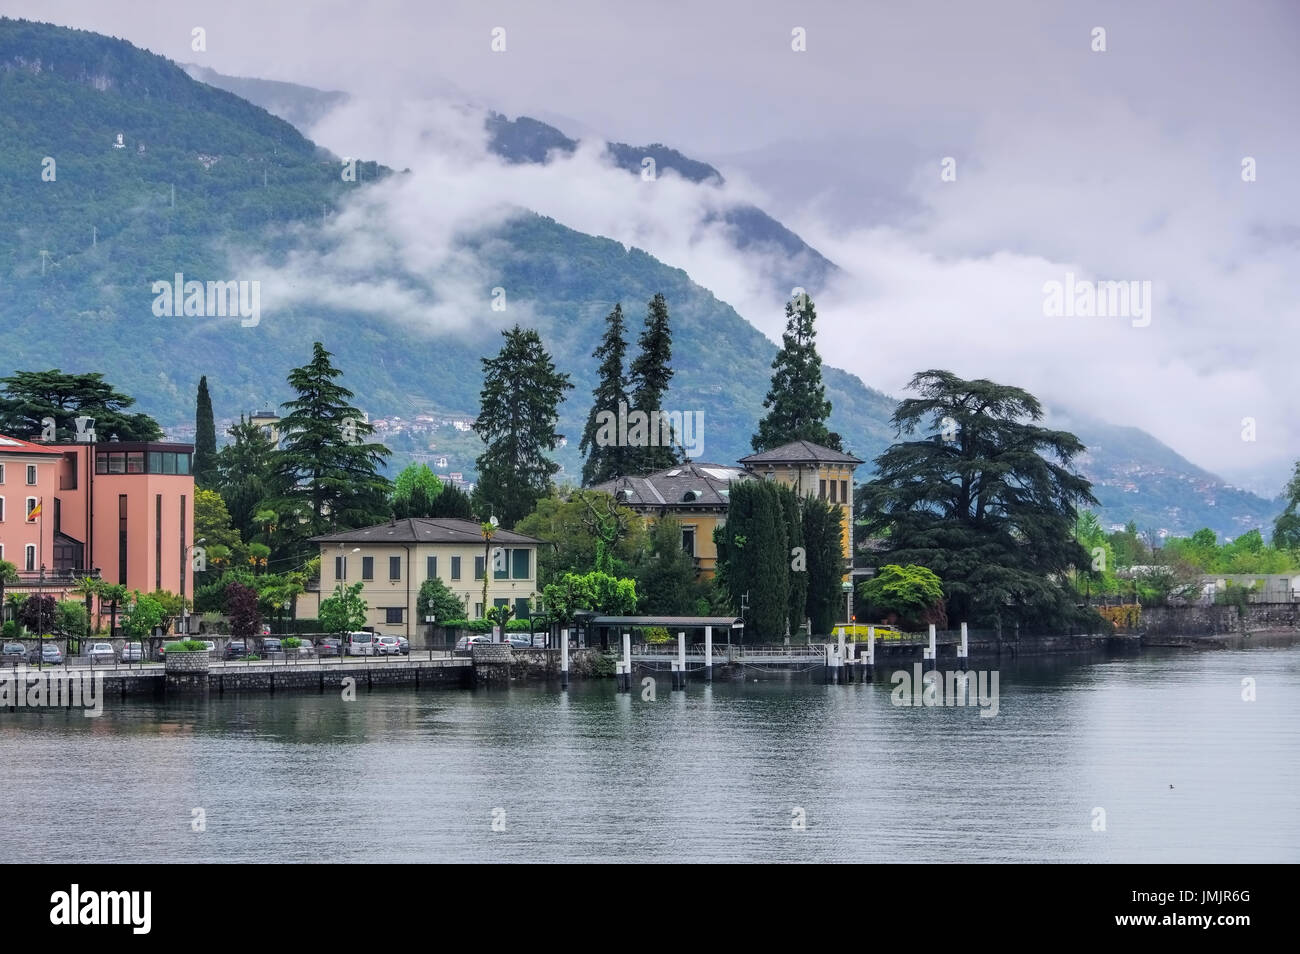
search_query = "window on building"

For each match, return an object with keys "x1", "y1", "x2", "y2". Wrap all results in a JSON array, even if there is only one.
[
  {"x1": 511, "y1": 548, "x2": 530, "y2": 580},
  {"x1": 0, "y1": 463, "x2": 5, "y2": 483},
  {"x1": 493, "y1": 548, "x2": 509, "y2": 580},
  {"x1": 0, "y1": 497, "x2": 5, "y2": 522},
  {"x1": 682, "y1": 527, "x2": 696, "y2": 556},
  {"x1": 819, "y1": 479, "x2": 827, "y2": 499},
  {"x1": 426, "y1": 555, "x2": 438, "y2": 580},
  {"x1": 514, "y1": 597, "x2": 530, "y2": 622},
  {"x1": 335, "y1": 555, "x2": 347, "y2": 580},
  {"x1": 361, "y1": 556, "x2": 374, "y2": 580},
  {"x1": 841, "y1": 480, "x2": 848, "y2": 503},
  {"x1": 451, "y1": 556, "x2": 462, "y2": 580},
  {"x1": 389, "y1": 556, "x2": 401, "y2": 581},
  {"x1": 474, "y1": 556, "x2": 485, "y2": 580},
  {"x1": 155, "y1": 494, "x2": 163, "y2": 591},
  {"x1": 26, "y1": 497, "x2": 37, "y2": 522},
  {"x1": 830, "y1": 480, "x2": 838, "y2": 503},
  {"x1": 118, "y1": 495, "x2": 128, "y2": 584},
  {"x1": 385, "y1": 607, "x2": 404, "y2": 624},
  {"x1": 26, "y1": 464, "x2": 37, "y2": 485},
  {"x1": 127, "y1": 452, "x2": 145, "y2": 475},
  {"x1": 25, "y1": 544, "x2": 36, "y2": 572},
  {"x1": 473, "y1": 602, "x2": 483, "y2": 619}
]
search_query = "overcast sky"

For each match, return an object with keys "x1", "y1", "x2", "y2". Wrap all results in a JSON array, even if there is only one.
[{"x1": 6, "y1": 0, "x2": 1298, "y2": 494}]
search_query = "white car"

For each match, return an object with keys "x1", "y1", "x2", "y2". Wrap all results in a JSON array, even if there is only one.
[
  {"x1": 87, "y1": 642, "x2": 117, "y2": 663},
  {"x1": 346, "y1": 632, "x2": 376, "y2": 656},
  {"x1": 374, "y1": 635, "x2": 402, "y2": 656},
  {"x1": 201, "y1": 640, "x2": 217, "y2": 655}
]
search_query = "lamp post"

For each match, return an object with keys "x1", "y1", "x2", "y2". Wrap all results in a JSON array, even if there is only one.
[{"x1": 842, "y1": 580, "x2": 853, "y2": 631}]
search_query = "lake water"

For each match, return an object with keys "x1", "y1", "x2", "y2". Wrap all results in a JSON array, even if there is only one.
[{"x1": 2, "y1": 646, "x2": 1297, "y2": 863}]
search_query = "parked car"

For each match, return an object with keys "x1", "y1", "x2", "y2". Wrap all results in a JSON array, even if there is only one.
[
  {"x1": 504, "y1": 634, "x2": 534, "y2": 650},
  {"x1": 259, "y1": 624, "x2": 272, "y2": 636},
  {"x1": 372, "y1": 634, "x2": 402, "y2": 656},
  {"x1": 396, "y1": 636, "x2": 409, "y2": 655},
  {"x1": 3, "y1": 642, "x2": 27, "y2": 659},
  {"x1": 28, "y1": 643, "x2": 63, "y2": 665},
  {"x1": 317, "y1": 637, "x2": 342, "y2": 658},
  {"x1": 453, "y1": 634, "x2": 493, "y2": 655},
  {"x1": 294, "y1": 638, "x2": 315, "y2": 657},
  {"x1": 224, "y1": 640, "x2": 249, "y2": 660},
  {"x1": 200, "y1": 640, "x2": 217, "y2": 655},
  {"x1": 87, "y1": 642, "x2": 117, "y2": 663},
  {"x1": 120, "y1": 642, "x2": 145, "y2": 663},
  {"x1": 346, "y1": 632, "x2": 376, "y2": 656},
  {"x1": 261, "y1": 637, "x2": 284, "y2": 656}
]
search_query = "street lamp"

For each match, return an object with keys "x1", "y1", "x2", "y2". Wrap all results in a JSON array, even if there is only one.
[{"x1": 842, "y1": 580, "x2": 854, "y2": 630}]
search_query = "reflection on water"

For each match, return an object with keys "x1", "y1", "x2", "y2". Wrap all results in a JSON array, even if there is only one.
[{"x1": 1, "y1": 647, "x2": 1296, "y2": 862}]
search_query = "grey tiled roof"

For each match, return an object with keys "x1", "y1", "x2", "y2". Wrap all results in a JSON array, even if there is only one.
[
  {"x1": 310, "y1": 517, "x2": 543, "y2": 546},
  {"x1": 738, "y1": 439, "x2": 863, "y2": 465},
  {"x1": 590, "y1": 461, "x2": 750, "y2": 509}
]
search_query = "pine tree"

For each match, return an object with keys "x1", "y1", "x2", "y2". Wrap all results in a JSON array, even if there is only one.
[
  {"x1": 579, "y1": 304, "x2": 630, "y2": 485},
  {"x1": 193, "y1": 376, "x2": 217, "y2": 488},
  {"x1": 626, "y1": 292, "x2": 680, "y2": 473},
  {"x1": 213, "y1": 415, "x2": 282, "y2": 544},
  {"x1": 275, "y1": 342, "x2": 391, "y2": 546},
  {"x1": 472, "y1": 326, "x2": 573, "y2": 527},
  {"x1": 752, "y1": 294, "x2": 842, "y2": 452}
]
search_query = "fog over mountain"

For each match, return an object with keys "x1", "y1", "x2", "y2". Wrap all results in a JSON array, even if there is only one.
[{"x1": 3, "y1": 0, "x2": 1295, "y2": 510}]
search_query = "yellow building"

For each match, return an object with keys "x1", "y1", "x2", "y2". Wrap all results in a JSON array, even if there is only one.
[
  {"x1": 592, "y1": 462, "x2": 747, "y2": 578},
  {"x1": 305, "y1": 517, "x2": 543, "y2": 637},
  {"x1": 738, "y1": 440, "x2": 863, "y2": 568}
]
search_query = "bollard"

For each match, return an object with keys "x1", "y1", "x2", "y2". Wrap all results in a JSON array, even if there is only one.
[
  {"x1": 560, "y1": 630, "x2": 570, "y2": 690},
  {"x1": 959, "y1": 621, "x2": 969, "y2": 671},
  {"x1": 925, "y1": 624, "x2": 937, "y2": 672},
  {"x1": 621, "y1": 632, "x2": 632, "y2": 692},
  {"x1": 676, "y1": 632, "x2": 687, "y2": 691},
  {"x1": 824, "y1": 644, "x2": 835, "y2": 684},
  {"x1": 704, "y1": 625, "x2": 713, "y2": 683}
]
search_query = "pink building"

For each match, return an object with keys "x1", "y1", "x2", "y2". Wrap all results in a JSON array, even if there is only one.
[{"x1": 0, "y1": 434, "x2": 195, "y2": 612}]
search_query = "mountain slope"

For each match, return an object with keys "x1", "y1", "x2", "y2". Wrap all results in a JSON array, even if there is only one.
[{"x1": 0, "y1": 19, "x2": 1282, "y2": 539}]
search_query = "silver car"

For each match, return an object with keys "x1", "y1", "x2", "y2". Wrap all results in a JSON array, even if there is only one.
[
  {"x1": 374, "y1": 635, "x2": 402, "y2": 656},
  {"x1": 120, "y1": 642, "x2": 145, "y2": 662},
  {"x1": 346, "y1": 632, "x2": 375, "y2": 656}
]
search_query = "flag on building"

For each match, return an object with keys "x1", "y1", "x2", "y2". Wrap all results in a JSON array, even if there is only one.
[{"x1": 26, "y1": 498, "x2": 41, "y2": 522}]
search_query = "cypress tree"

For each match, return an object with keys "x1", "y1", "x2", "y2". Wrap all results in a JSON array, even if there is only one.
[
  {"x1": 193, "y1": 376, "x2": 217, "y2": 488},
  {"x1": 579, "y1": 304, "x2": 630, "y2": 485},
  {"x1": 472, "y1": 326, "x2": 573, "y2": 527},
  {"x1": 627, "y1": 292, "x2": 680, "y2": 473},
  {"x1": 753, "y1": 294, "x2": 842, "y2": 452},
  {"x1": 803, "y1": 496, "x2": 845, "y2": 635},
  {"x1": 716, "y1": 480, "x2": 789, "y2": 640},
  {"x1": 779, "y1": 484, "x2": 807, "y2": 637}
]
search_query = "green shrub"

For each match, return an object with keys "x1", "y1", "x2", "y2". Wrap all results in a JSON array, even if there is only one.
[
  {"x1": 164, "y1": 639, "x2": 208, "y2": 652},
  {"x1": 1, "y1": 620, "x2": 17, "y2": 639},
  {"x1": 592, "y1": 652, "x2": 617, "y2": 678},
  {"x1": 644, "y1": 626, "x2": 673, "y2": 644},
  {"x1": 282, "y1": 637, "x2": 302, "y2": 648}
]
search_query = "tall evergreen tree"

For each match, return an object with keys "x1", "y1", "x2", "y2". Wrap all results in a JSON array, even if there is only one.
[
  {"x1": 626, "y1": 292, "x2": 679, "y2": 473},
  {"x1": 802, "y1": 496, "x2": 845, "y2": 635},
  {"x1": 779, "y1": 483, "x2": 808, "y2": 637},
  {"x1": 472, "y1": 326, "x2": 573, "y2": 527},
  {"x1": 275, "y1": 342, "x2": 391, "y2": 546},
  {"x1": 213, "y1": 415, "x2": 282, "y2": 544},
  {"x1": 752, "y1": 294, "x2": 842, "y2": 452},
  {"x1": 193, "y1": 376, "x2": 217, "y2": 488},
  {"x1": 429, "y1": 483, "x2": 475, "y2": 519},
  {"x1": 857, "y1": 369, "x2": 1096, "y2": 628},
  {"x1": 579, "y1": 304, "x2": 631, "y2": 485},
  {"x1": 715, "y1": 479, "x2": 789, "y2": 640}
]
